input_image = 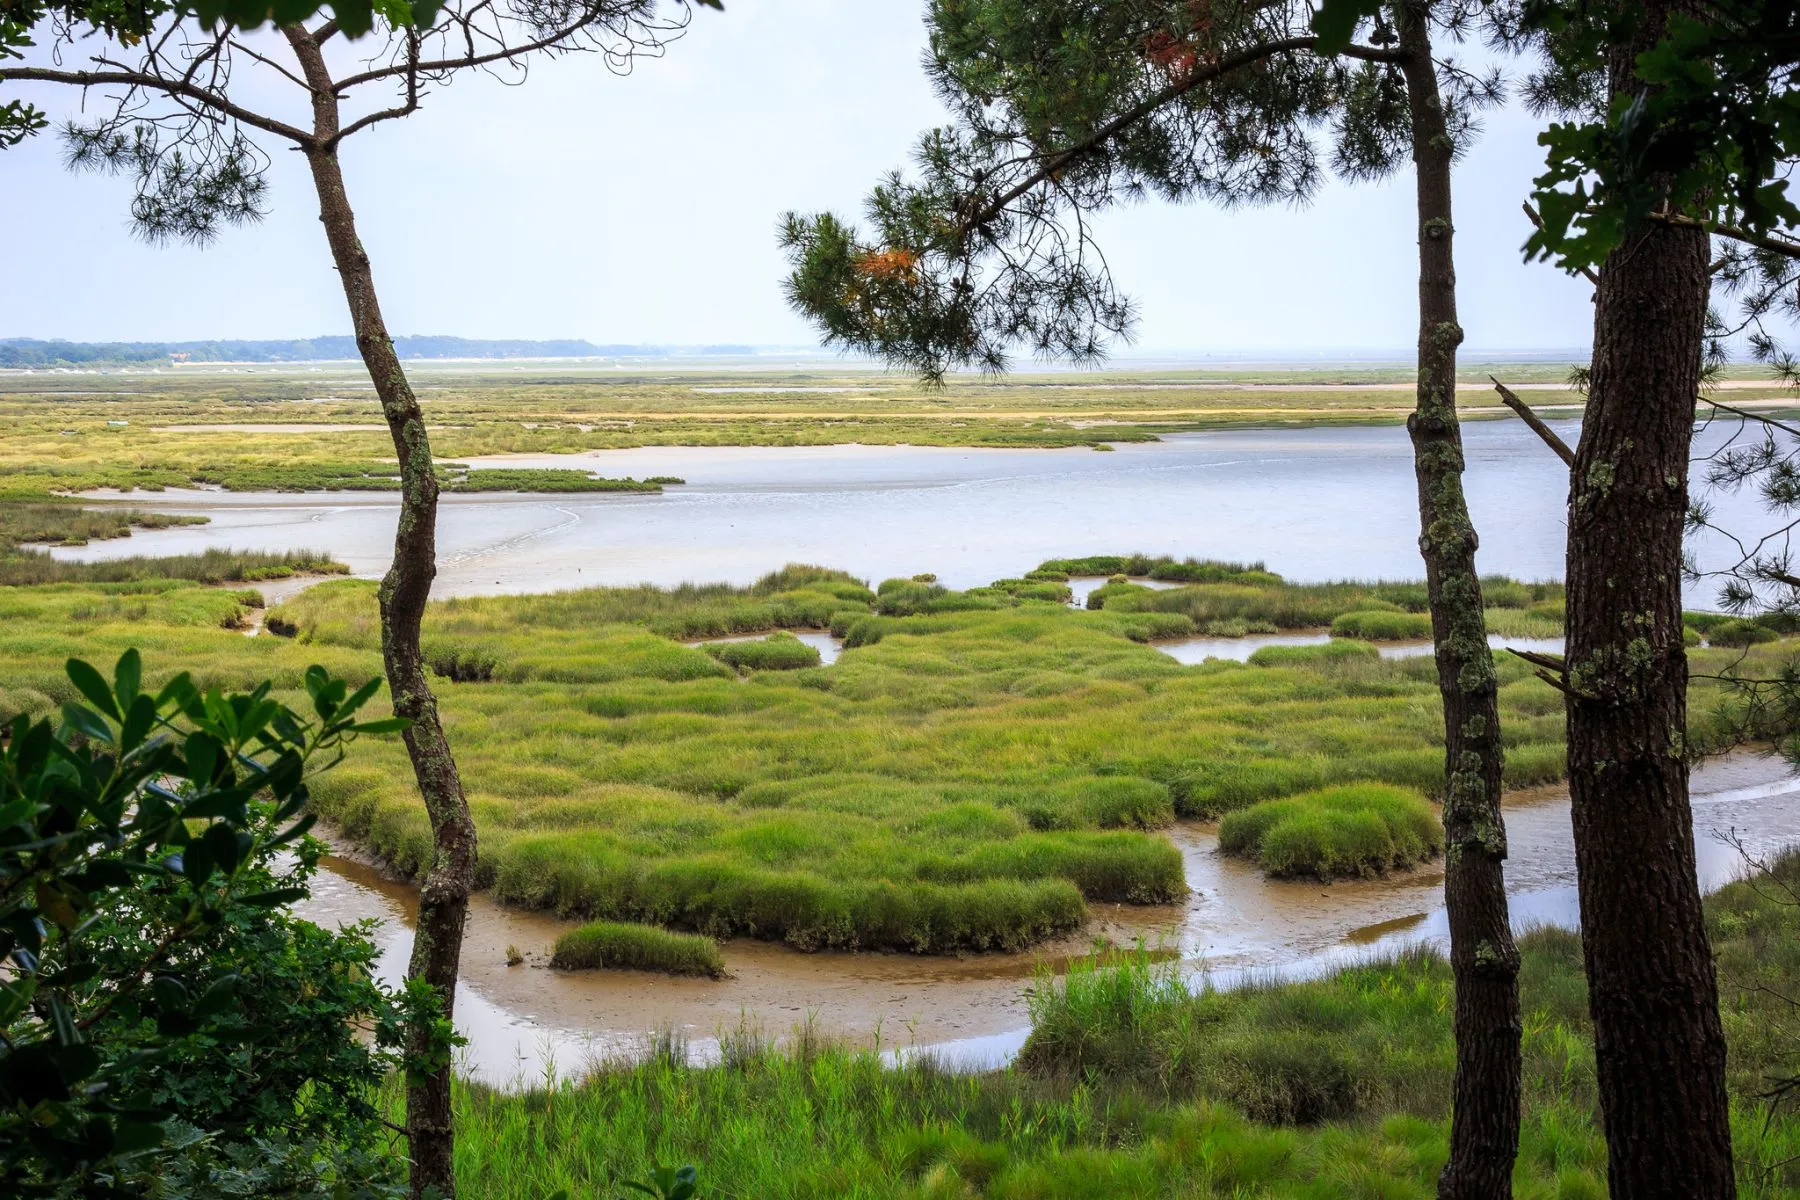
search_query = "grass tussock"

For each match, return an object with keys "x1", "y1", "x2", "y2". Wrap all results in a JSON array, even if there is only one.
[
  {"x1": 704, "y1": 632, "x2": 821, "y2": 671},
  {"x1": 1247, "y1": 639, "x2": 1379, "y2": 667},
  {"x1": 550, "y1": 921, "x2": 725, "y2": 977},
  {"x1": 442, "y1": 853, "x2": 1800, "y2": 1198},
  {"x1": 1330, "y1": 609, "x2": 1436, "y2": 641},
  {"x1": 1217, "y1": 784, "x2": 1444, "y2": 879}
]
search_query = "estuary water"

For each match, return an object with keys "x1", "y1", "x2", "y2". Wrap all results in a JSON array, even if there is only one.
[{"x1": 56, "y1": 418, "x2": 1774, "y2": 598}]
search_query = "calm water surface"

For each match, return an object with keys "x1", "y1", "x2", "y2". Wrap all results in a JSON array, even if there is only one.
[{"x1": 61, "y1": 419, "x2": 1774, "y2": 595}]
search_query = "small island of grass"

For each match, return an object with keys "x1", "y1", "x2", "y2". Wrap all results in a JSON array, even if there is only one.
[
  {"x1": 550, "y1": 920, "x2": 726, "y2": 978},
  {"x1": 1217, "y1": 783, "x2": 1444, "y2": 880}
]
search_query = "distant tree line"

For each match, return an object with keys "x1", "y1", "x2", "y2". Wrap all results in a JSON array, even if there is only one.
[{"x1": 0, "y1": 337, "x2": 758, "y2": 367}]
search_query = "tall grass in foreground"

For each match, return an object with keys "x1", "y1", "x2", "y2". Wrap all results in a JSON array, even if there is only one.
[{"x1": 445, "y1": 856, "x2": 1800, "y2": 1197}]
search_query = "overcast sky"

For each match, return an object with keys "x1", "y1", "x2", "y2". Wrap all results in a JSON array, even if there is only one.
[{"x1": 1, "y1": 2, "x2": 1595, "y2": 354}]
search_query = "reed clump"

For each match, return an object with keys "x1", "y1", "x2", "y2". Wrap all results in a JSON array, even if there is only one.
[
  {"x1": 550, "y1": 921, "x2": 725, "y2": 977},
  {"x1": 1217, "y1": 783, "x2": 1443, "y2": 879}
]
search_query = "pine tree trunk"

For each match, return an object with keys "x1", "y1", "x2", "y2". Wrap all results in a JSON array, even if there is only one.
[
  {"x1": 286, "y1": 27, "x2": 475, "y2": 1200},
  {"x1": 1564, "y1": 4, "x2": 1734, "y2": 1191},
  {"x1": 1394, "y1": 9, "x2": 1521, "y2": 1196}
]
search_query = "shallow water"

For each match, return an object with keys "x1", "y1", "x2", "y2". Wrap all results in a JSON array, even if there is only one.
[
  {"x1": 1151, "y1": 632, "x2": 1568, "y2": 665},
  {"x1": 58, "y1": 420, "x2": 1779, "y2": 604},
  {"x1": 53, "y1": 420, "x2": 1767, "y2": 600},
  {"x1": 295, "y1": 751, "x2": 1800, "y2": 1083}
]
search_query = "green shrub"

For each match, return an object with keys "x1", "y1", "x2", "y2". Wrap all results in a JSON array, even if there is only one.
[
  {"x1": 1329, "y1": 610, "x2": 1434, "y2": 640},
  {"x1": 704, "y1": 632, "x2": 822, "y2": 671},
  {"x1": 550, "y1": 921, "x2": 726, "y2": 977},
  {"x1": 1217, "y1": 783, "x2": 1442, "y2": 879},
  {"x1": 1707, "y1": 618, "x2": 1778, "y2": 647}
]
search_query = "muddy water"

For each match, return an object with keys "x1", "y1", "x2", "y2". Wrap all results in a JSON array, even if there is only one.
[{"x1": 295, "y1": 751, "x2": 1800, "y2": 1083}]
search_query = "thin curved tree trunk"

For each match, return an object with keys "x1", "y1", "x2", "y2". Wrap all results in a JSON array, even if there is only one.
[
  {"x1": 1395, "y1": 7, "x2": 1521, "y2": 1195},
  {"x1": 286, "y1": 26, "x2": 475, "y2": 1200},
  {"x1": 1563, "y1": 3, "x2": 1734, "y2": 1191}
]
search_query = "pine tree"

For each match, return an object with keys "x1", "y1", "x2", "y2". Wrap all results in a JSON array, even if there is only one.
[{"x1": 782, "y1": 4, "x2": 1523, "y2": 1192}]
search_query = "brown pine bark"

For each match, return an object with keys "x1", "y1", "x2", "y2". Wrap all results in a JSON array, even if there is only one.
[
  {"x1": 286, "y1": 26, "x2": 476, "y2": 1200},
  {"x1": 1394, "y1": 7, "x2": 1521, "y2": 1195},
  {"x1": 1563, "y1": 4, "x2": 1734, "y2": 1193}
]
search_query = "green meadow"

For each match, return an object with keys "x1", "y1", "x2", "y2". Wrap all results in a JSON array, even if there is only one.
[
  {"x1": 446, "y1": 854, "x2": 1800, "y2": 1198},
  {"x1": 0, "y1": 556, "x2": 1783, "y2": 955}
]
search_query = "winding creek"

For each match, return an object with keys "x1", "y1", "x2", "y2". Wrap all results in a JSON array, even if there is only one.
[
  {"x1": 52, "y1": 417, "x2": 1800, "y2": 1083},
  {"x1": 296, "y1": 752, "x2": 1800, "y2": 1083}
]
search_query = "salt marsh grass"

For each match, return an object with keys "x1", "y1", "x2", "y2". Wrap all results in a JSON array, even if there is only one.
[
  {"x1": 1081, "y1": 559, "x2": 1566, "y2": 642},
  {"x1": 1217, "y1": 784, "x2": 1444, "y2": 879},
  {"x1": 550, "y1": 922, "x2": 725, "y2": 977},
  {"x1": 705, "y1": 632, "x2": 823, "y2": 671},
  {"x1": 0, "y1": 564, "x2": 1780, "y2": 952}
]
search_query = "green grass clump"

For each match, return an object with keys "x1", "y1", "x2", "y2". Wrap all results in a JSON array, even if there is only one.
[
  {"x1": 705, "y1": 632, "x2": 822, "y2": 671},
  {"x1": 1330, "y1": 610, "x2": 1436, "y2": 640},
  {"x1": 549, "y1": 921, "x2": 725, "y2": 977},
  {"x1": 1218, "y1": 783, "x2": 1443, "y2": 879},
  {"x1": 1247, "y1": 639, "x2": 1379, "y2": 667}
]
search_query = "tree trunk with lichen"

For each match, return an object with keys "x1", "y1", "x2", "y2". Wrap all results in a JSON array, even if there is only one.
[
  {"x1": 1395, "y1": 8, "x2": 1522, "y2": 1196},
  {"x1": 1561, "y1": 2, "x2": 1734, "y2": 1192},
  {"x1": 286, "y1": 26, "x2": 475, "y2": 1200}
]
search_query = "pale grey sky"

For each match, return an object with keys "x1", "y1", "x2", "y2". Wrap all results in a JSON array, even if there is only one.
[{"x1": 1, "y1": 2, "x2": 1594, "y2": 353}]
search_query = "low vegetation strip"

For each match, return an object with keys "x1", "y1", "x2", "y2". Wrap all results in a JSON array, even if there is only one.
[
  {"x1": 1217, "y1": 784, "x2": 1444, "y2": 879},
  {"x1": 1073, "y1": 555, "x2": 1565, "y2": 640},
  {"x1": 0, "y1": 561, "x2": 1777, "y2": 954},
  {"x1": 0, "y1": 546, "x2": 347, "y2": 587},
  {"x1": 550, "y1": 921, "x2": 726, "y2": 977},
  {"x1": 446, "y1": 854, "x2": 1800, "y2": 1197}
]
